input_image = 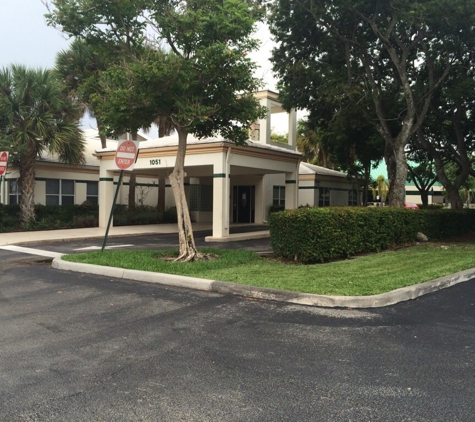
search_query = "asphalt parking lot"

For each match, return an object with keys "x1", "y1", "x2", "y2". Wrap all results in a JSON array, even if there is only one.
[{"x1": 1, "y1": 246, "x2": 475, "y2": 421}]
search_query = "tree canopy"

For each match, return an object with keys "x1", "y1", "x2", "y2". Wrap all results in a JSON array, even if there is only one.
[
  {"x1": 47, "y1": 0, "x2": 265, "y2": 260},
  {"x1": 269, "y1": 0, "x2": 475, "y2": 207}
]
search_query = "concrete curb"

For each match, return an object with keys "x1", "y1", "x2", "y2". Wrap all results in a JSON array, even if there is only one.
[{"x1": 52, "y1": 257, "x2": 475, "y2": 308}]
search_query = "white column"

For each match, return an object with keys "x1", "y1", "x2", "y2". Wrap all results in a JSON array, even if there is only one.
[
  {"x1": 258, "y1": 97, "x2": 272, "y2": 144},
  {"x1": 0, "y1": 176, "x2": 5, "y2": 204},
  {"x1": 254, "y1": 176, "x2": 264, "y2": 224},
  {"x1": 99, "y1": 169, "x2": 115, "y2": 228},
  {"x1": 288, "y1": 108, "x2": 297, "y2": 148},
  {"x1": 211, "y1": 155, "x2": 230, "y2": 239},
  {"x1": 285, "y1": 167, "x2": 299, "y2": 210}
]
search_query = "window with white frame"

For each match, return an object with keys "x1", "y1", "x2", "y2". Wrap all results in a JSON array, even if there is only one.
[
  {"x1": 319, "y1": 187, "x2": 330, "y2": 207},
  {"x1": 273, "y1": 186, "x2": 285, "y2": 206},
  {"x1": 86, "y1": 181, "x2": 98, "y2": 204},
  {"x1": 46, "y1": 179, "x2": 75, "y2": 205},
  {"x1": 9, "y1": 179, "x2": 20, "y2": 204}
]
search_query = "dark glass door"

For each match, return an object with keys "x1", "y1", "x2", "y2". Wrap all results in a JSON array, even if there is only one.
[{"x1": 233, "y1": 186, "x2": 255, "y2": 223}]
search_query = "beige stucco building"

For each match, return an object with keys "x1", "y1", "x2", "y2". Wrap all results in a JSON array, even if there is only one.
[{"x1": 1, "y1": 90, "x2": 361, "y2": 240}]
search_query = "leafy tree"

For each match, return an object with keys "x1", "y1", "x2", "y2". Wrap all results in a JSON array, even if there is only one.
[
  {"x1": 269, "y1": 0, "x2": 475, "y2": 207},
  {"x1": 0, "y1": 65, "x2": 85, "y2": 225},
  {"x1": 55, "y1": 39, "x2": 110, "y2": 148},
  {"x1": 406, "y1": 151, "x2": 438, "y2": 209},
  {"x1": 316, "y1": 103, "x2": 384, "y2": 206},
  {"x1": 411, "y1": 48, "x2": 475, "y2": 209},
  {"x1": 296, "y1": 119, "x2": 332, "y2": 168},
  {"x1": 47, "y1": 0, "x2": 265, "y2": 261},
  {"x1": 442, "y1": 162, "x2": 475, "y2": 208},
  {"x1": 270, "y1": 132, "x2": 288, "y2": 144}
]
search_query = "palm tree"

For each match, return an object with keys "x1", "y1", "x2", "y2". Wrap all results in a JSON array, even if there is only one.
[
  {"x1": 0, "y1": 65, "x2": 85, "y2": 225},
  {"x1": 296, "y1": 119, "x2": 332, "y2": 168},
  {"x1": 371, "y1": 175, "x2": 389, "y2": 206},
  {"x1": 55, "y1": 39, "x2": 109, "y2": 148}
]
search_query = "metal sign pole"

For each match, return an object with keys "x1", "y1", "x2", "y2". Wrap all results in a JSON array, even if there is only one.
[{"x1": 101, "y1": 170, "x2": 125, "y2": 252}]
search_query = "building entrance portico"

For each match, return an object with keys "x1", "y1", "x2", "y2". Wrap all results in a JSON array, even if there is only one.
[
  {"x1": 95, "y1": 137, "x2": 300, "y2": 241},
  {"x1": 94, "y1": 90, "x2": 301, "y2": 241}
]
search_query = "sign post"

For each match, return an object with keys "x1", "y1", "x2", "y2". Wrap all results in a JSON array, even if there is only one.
[
  {"x1": 0, "y1": 151, "x2": 8, "y2": 176},
  {"x1": 115, "y1": 140, "x2": 139, "y2": 171},
  {"x1": 101, "y1": 140, "x2": 139, "y2": 251},
  {"x1": 0, "y1": 151, "x2": 9, "y2": 205}
]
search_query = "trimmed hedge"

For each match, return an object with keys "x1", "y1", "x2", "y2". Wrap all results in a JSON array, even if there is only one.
[
  {"x1": 0, "y1": 204, "x2": 177, "y2": 232},
  {"x1": 269, "y1": 207, "x2": 475, "y2": 264}
]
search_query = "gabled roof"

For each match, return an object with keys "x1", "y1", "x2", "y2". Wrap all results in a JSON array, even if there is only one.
[
  {"x1": 37, "y1": 129, "x2": 154, "y2": 167},
  {"x1": 95, "y1": 133, "x2": 302, "y2": 158},
  {"x1": 299, "y1": 162, "x2": 348, "y2": 178}
]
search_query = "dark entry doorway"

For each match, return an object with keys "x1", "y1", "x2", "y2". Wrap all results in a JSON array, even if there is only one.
[{"x1": 233, "y1": 186, "x2": 255, "y2": 223}]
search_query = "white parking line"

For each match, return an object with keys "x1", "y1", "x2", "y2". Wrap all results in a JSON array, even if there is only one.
[
  {"x1": 74, "y1": 245, "x2": 135, "y2": 251},
  {"x1": 0, "y1": 245, "x2": 63, "y2": 258}
]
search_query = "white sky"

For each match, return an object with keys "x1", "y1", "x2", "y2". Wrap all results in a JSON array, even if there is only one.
[{"x1": 0, "y1": 1, "x2": 295, "y2": 135}]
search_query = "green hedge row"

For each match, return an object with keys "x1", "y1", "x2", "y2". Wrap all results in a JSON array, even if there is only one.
[
  {"x1": 0, "y1": 204, "x2": 177, "y2": 232},
  {"x1": 269, "y1": 207, "x2": 475, "y2": 264}
]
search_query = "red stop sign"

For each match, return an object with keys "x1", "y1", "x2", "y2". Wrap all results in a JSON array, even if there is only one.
[
  {"x1": 0, "y1": 151, "x2": 9, "y2": 176},
  {"x1": 114, "y1": 140, "x2": 139, "y2": 170}
]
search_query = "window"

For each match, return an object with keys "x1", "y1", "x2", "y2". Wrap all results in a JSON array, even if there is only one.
[
  {"x1": 348, "y1": 189, "x2": 358, "y2": 206},
  {"x1": 189, "y1": 185, "x2": 213, "y2": 212},
  {"x1": 86, "y1": 181, "x2": 98, "y2": 204},
  {"x1": 9, "y1": 179, "x2": 20, "y2": 204},
  {"x1": 319, "y1": 187, "x2": 330, "y2": 207},
  {"x1": 46, "y1": 179, "x2": 75, "y2": 205},
  {"x1": 273, "y1": 186, "x2": 285, "y2": 206}
]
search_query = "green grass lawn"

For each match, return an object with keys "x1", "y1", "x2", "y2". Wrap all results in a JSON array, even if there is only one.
[{"x1": 62, "y1": 241, "x2": 475, "y2": 296}]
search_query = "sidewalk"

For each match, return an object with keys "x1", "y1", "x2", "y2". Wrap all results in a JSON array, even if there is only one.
[{"x1": 0, "y1": 223, "x2": 211, "y2": 247}]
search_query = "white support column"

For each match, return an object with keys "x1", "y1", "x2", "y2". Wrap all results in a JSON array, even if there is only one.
[
  {"x1": 258, "y1": 97, "x2": 272, "y2": 144},
  {"x1": 254, "y1": 176, "x2": 264, "y2": 224},
  {"x1": 288, "y1": 108, "x2": 297, "y2": 148},
  {"x1": 209, "y1": 155, "x2": 230, "y2": 240},
  {"x1": 285, "y1": 167, "x2": 299, "y2": 210},
  {"x1": 99, "y1": 169, "x2": 115, "y2": 228},
  {"x1": 0, "y1": 176, "x2": 5, "y2": 204}
]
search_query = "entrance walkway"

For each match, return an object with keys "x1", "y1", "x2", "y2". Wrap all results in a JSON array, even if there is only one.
[{"x1": 0, "y1": 223, "x2": 270, "y2": 247}]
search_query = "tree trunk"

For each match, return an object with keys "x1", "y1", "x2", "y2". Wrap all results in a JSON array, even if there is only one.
[
  {"x1": 128, "y1": 131, "x2": 138, "y2": 212},
  {"x1": 19, "y1": 145, "x2": 37, "y2": 226},
  {"x1": 362, "y1": 165, "x2": 370, "y2": 206},
  {"x1": 128, "y1": 173, "x2": 136, "y2": 211},
  {"x1": 446, "y1": 186, "x2": 464, "y2": 210},
  {"x1": 96, "y1": 116, "x2": 107, "y2": 149},
  {"x1": 420, "y1": 190, "x2": 429, "y2": 209},
  {"x1": 386, "y1": 142, "x2": 407, "y2": 207},
  {"x1": 157, "y1": 118, "x2": 171, "y2": 215},
  {"x1": 355, "y1": 175, "x2": 361, "y2": 206},
  {"x1": 169, "y1": 127, "x2": 201, "y2": 261}
]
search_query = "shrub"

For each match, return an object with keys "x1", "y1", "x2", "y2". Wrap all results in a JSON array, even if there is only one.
[
  {"x1": 164, "y1": 206, "x2": 178, "y2": 223},
  {"x1": 269, "y1": 205, "x2": 285, "y2": 214},
  {"x1": 113, "y1": 205, "x2": 163, "y2": 226},
  {"x1": 269, "y1": 207, "x2": 475, "y2": 264}
]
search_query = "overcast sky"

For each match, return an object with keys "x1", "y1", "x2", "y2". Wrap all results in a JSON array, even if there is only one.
[{"x1": 0, "y1": 0, "x2": 292, "y2": 134}]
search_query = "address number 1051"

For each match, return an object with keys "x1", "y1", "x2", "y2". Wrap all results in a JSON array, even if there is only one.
[{"x1": 150, "y1": 159, "x2": 161, "y2": 165}]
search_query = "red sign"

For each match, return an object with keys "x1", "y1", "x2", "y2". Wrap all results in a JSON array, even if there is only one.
[
  {"x1": 114, "y1": 140, "x2": 139, "y2": 171},
  {"x1": 0, "y1": 151, "x2": 8, "y2": 176}
]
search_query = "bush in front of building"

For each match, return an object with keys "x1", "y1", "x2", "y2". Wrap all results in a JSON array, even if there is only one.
[
  {"x1": 269, "y1": 207, "x2": 475, "y2": 263},
  {"x1": 0, "y1": 204, "x2": 178, "y2": 232},
  {"x1": 113, "y1": 205, "x2": 163, "y2": 226}
]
